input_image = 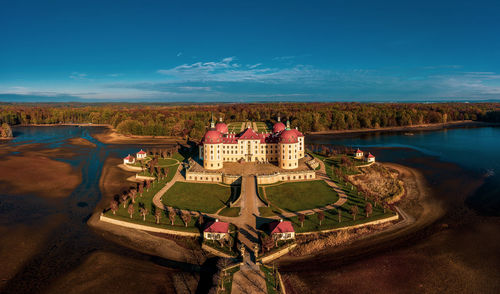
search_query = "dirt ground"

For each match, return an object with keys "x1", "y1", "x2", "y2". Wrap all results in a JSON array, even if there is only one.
[
  {"x1": 0, "y1": 150, "x2": 81, "y2": 198},
  {"x1": 92, "y1": 126, "x2": 186, "y2": 145},
  {"x1": 67, "y1": 137, "x2": 96, "y2": 147},
  {"x1": 44, "y1": 251, "x2": 200, "y2": 294}
]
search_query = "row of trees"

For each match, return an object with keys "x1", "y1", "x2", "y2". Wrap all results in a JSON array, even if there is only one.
[
  {"x1": 1, "y1": 123, "x2": 12, "y2": 138},
  {"x1": 1, "y1": 102, "x2": 498, "y2": 139}
]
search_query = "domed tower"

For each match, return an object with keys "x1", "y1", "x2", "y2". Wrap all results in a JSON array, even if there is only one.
[
  {"x1": 273, "y1": 115, "x2": 286, "y2": 133},
  {"x1": 201, "y1": 118, "x2": 223, "y2": 170},
  {"x1": 278, "y1": 120, "x2": 299, "y2": 169},
  {"x1": 215, "y1": 116, "x2": 228, "y2": 134}
]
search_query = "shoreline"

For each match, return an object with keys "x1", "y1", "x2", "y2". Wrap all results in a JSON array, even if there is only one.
[
  {"x1": 278, "y1": 162, "x2": 443, "y2": 266},
  {"x1": 308, "y1": 120, "x2": 497, "y2": 136}
]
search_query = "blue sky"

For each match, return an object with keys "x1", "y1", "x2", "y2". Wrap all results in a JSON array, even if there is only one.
[{"x1": 1, "y1": 0, "x2": 500, "y2": 102}]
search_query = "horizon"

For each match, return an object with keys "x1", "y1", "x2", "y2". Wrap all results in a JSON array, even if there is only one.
[{"x1": 2, "y1": 0, "x2": 500, "y2": 102}]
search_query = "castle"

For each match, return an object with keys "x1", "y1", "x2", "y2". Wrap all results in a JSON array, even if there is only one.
[{"x1": 199, "y1": 116, "x2": 305, "y2": 170}]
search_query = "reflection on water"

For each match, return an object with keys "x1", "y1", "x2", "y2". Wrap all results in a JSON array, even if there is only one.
[
  {"x1": 308, "y1": 126, "x2": 500, "y2": 216},
  {"x1": 0, "y1": 126, "x2": 184, "y2": 293}
]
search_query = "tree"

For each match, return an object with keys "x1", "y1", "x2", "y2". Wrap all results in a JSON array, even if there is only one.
[
  {"x1": 110, "y1": 200, "x2": 118, "y2": 215},
  {"x1": 262, "y1": 235, "x2": 274, "y2": 252},
  {"x1": 298, "y1": 214, "x2": 305, "y2": 227},
  {"x1": 129, "y1": 190, "x2": 137, "y2": 203},
  {"x1": 155, "y1": 209, "x2": 162, "y2": 224},
  {"x1": 121, "y1": 193, "x2": 128, "y2": 208},
  {"x1": 181, "y1": 212, "x2": 191, "y2": 227},
  {"x1": 198, "y1": 214, "x2": 204, "y2": 227},
  {"x1": 317, "y1": 211, "x2": 325, "y2": 226},
  {"x1": 350, "y1": 205, "x2": 359, "y2": 221},
  {"x1": 128, "y1": 204, "x2": 135, "y2": 218},
  {"x1": 365, "y1": 202, "x2": 373, "y2": 218},
  {"x1": 0, "y1": 123, "x2": 13, "y2": 138},
  {"x1": 140, "y1": 207, "x2": 148, "y2": 221},
  {"x1": 168, "y1": 209, "x2": 176, "y2": 226},
  {"x1": 146, "y1": 180, "x2": 151, "y2": 191}
]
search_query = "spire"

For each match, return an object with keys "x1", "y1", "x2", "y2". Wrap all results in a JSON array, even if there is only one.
[
  {"x1": 219, "y1": 116, "x2": 223, "y2": 122},
  {"x1": 210, "y1": 113, "x2": 215, "y2": 128},
  {"x1": 277, "y1": 114, "x2": 281, "y2": 122},
  {"x1": 286, "y1": 120, "x2": 290, "y2": 130}
]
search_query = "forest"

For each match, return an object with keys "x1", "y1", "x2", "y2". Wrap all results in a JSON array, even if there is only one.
[{"x1": 0, "y1": 102, "x2": 499, "y2": 140}]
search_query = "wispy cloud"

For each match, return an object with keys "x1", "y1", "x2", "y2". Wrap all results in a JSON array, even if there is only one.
[
  {"x1": 69, "y1": 72, "x2": 90, "y2": 80},
  {"x1": 176, "y1": 52, "x2": 183, "y2": 57}
]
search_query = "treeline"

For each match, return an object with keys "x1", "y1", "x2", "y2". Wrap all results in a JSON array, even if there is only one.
[{"x1": 0, "y1": 102, "x2": 499, "y2": 139}]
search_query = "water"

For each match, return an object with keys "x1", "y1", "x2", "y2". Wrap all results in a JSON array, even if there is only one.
[
  {"x1": 308, "y1": 126, "x2": 500, "y2": 216},
  {"x1": 0, "y1": 126, "x2": 186, "y2": 293}
]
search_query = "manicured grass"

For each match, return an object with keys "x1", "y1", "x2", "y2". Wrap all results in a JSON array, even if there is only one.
[
  {"x1": 158, "y1": 158, "x2": 178, "y2": 166},
  {"x1": 219, "y1": 266, "x2": 240, "y2": 294},
  {"x1": 258, "y1": 206, "x2": 278, "y2": 217},
  {"x1": 254, "y1": 121, "x2": 271, "y2": 133},
  {"x1": 261, "y1": 265, "x2": 279, "y2": 294},
  {"x1": 227, "y1": 122, "x2": 243, "y2": 133},
  {"x1": 104, "y1": 177, "x2": 200, "y2": 233},
  {"x1": 218, "y1": 207, "x2": 240, "y2": 217},
  {"x1": 163, "y1": 182, "x2": 236, "y2": 213},
  {"x1": 263, "y1": 180, "x2": 339, "y2": 212},
  {"x1": 138, "y1": 163, "x2": 179, "y2": 181}
]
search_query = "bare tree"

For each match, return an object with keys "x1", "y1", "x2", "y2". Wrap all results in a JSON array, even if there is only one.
[
  {"x1": 128, "y1": 204, "x2": 135, "y2": 218},
  {"x1": 298, "y1": 214, "x2": 305, "y2": 227},
  {"x1": 140, "y1": 207, "x2": 148, "y2": 221},
  {"x1": 198, "y1": 214, "x2": 204, "y2": 227},
  {"x1": 110, "y1": 200, "x2": 118, "y2": 215},
  {"x1": 181, "y1": 212, "x2": 191, "y2": 227},
  {"x1": 317, "y1": 211, "x2": 325, "y2": 226},
  {"x1": 350, "y1": 205, "x2": 359, "y2": 221},
  {"x1": 121, "y1": 193, "x2": 128, "y2": 208},
  {"x1": 262, "y1": 235, "x2": 274, "y2": 252},
  {"x1": 168, "y1": 209, "x2": 176, "y2": 226},
  {"x1": 129, "y1": 190, "x2": 137, "y2": 203},
  {"x1": 155, "y1": 209, "x2": 162, "y2": 224},
  {"x1": 365, "y1": 202, "x2": 373, "y2": 218}
]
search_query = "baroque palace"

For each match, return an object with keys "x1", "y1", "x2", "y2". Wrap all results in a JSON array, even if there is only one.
[{"x1": 199, "y1": 116, "x2": 305, "y2": 170}]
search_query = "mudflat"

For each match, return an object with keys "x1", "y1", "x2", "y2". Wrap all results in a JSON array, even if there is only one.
[
  {"x1": 67, "y1": 137, "x2": 96, "y2": 147},
  {"x1": 92, "y1": 126, "x2": 185, "y2": 145},
  {"x1": 0, "y1": 146, "x2": 81, "y2": 198}
]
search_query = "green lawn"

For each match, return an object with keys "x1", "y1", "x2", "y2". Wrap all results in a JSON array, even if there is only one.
[
  {"x1": 258, "y1": 206, "x2": 279, "y2": 217},
  {"x1": 261, "y1": 265, "x2": 280, "y2": 294},
  {"x1": 263, "y1": 180, "x2": 339, "y2": 212},
  {"x1": 163, "y1": 182, "x2": 237, "y2": 213},
  {"x1": 254, "y1": 121, "x2": 272, "y2": 133},
  {"x1": 218, "y1": 207, "x2": 241, "y2": 217},
  {"x1": 158, "y1": 158, "x2": 178, "y2": 166},
  {"x1": 227, "y1": 122, "x2": 243, "y2": 133}
]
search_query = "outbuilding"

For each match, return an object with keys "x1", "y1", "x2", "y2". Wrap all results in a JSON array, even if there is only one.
[
  {"x1": 355, "y1": 148, "x2": 364, "y2": 159},
  {"x1": 136, "y1": 149, "x2": 147, "y2": 160},
  {"x1": 268, "y1": 219, "x2": 295, "y2": 240},
  {"x1": 203, "y1": 219, "x2": 229, "y2": 240},
  {"x1": 365, "y1": 152, "x2": 376, "y2": 163},
  {"x1": 123, "y1": 154, "x2": 135, "y2": 165}
]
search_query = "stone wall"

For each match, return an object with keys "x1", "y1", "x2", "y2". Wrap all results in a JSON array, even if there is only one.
[
  {"x1": 259, "y1": 243, "x2": 298, "y2": 264},
  {"x1": 256, "y1": 170, "x2": 316, "y2": 184},
  {"x1": 99, "y1": 215, "x2": 199, "y2": 237}
]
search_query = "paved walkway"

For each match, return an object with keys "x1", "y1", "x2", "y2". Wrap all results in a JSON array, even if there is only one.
[{"x1": 152, "y1": 164, "x2": 183, "y2": 210}]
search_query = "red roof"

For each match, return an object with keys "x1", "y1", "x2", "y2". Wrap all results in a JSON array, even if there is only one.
[
  {"x1": 137, "y1": 149, "x2": 146, "y2": 155},
  {"x1": 356, "y1": 148, "x2": 363, "y2": 153},
  {"x1": 203, "y1": 129, "x2": 223, "y2": 144},
  {"x1": 269, "y1": 220, "x2": 294, "y2": 234},
  {"x1": 124, "y1": 155, "x2": 134, "y2": 160},
  {"x1": 279, "y1": 129, "x2": 299, "y2": 143},
  {"x1": 238, "y1": 128, "x2": 261, "y2": 140},
  {"x1": 367, "y1": 152, "x2": 375, "y2": 158},
  {"x1": 204, "y1": 221, "x2": 229, "y2": 233},
  {"x1": 273, "y1": 122, "x2": 286, "y2": 133},
  {"x1": 215, "y1": 122, "x2": 228, "y2": 134}
]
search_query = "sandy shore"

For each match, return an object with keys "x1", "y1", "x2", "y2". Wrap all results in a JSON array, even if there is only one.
[
  {"x1": 91, "y1": 125, "x2": 186, "y2": 145},
  {"x1": 308, "y1": 120, "x2": 495, "y2": 136},
  {"x1": 67, "y1": 137, "x2": 96, "y2": 147}
]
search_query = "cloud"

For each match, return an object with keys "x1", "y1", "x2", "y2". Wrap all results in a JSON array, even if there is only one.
[
  {"x1": 106, "y1": 73, "x2": 123, "y2": 77},
  {"x1": 69, "y1": 72, "x2": 89, "y2": 80},
  {"x1": 176, "y1": 52, "x2": 183, "y2": 57}
]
